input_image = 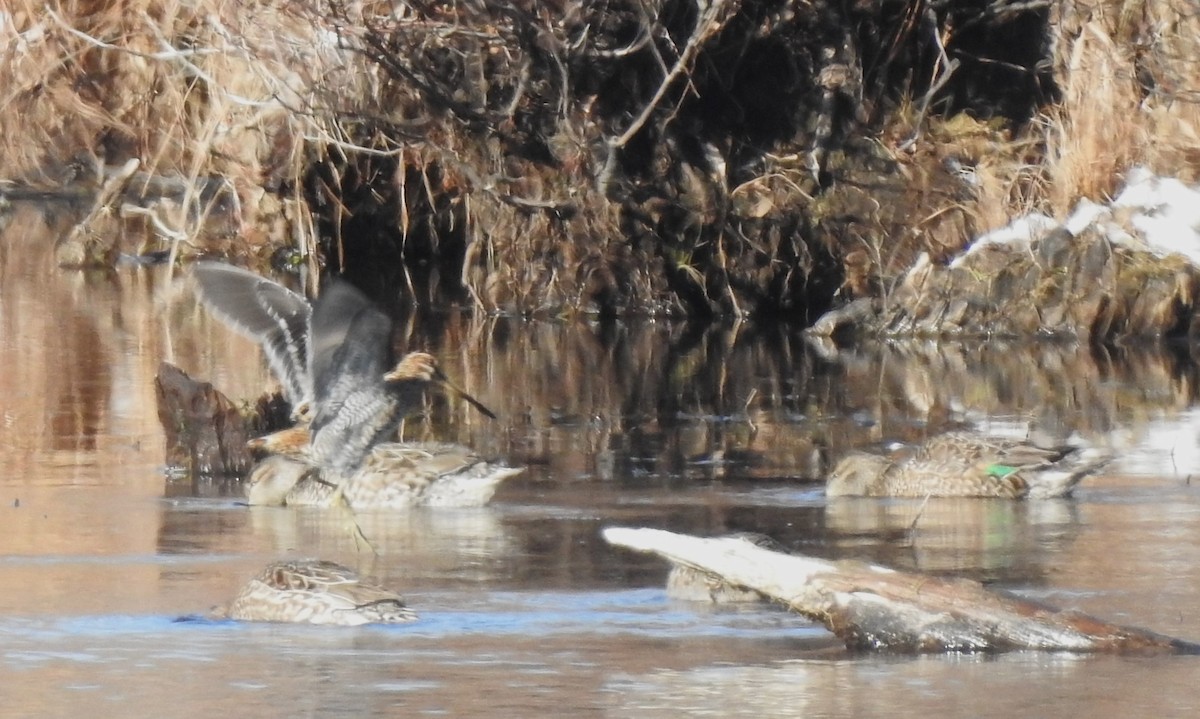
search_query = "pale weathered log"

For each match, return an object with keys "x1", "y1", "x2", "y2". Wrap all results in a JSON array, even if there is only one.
[{"x1": 603, "y1": 527, "x2": 1200, "y2": 654}]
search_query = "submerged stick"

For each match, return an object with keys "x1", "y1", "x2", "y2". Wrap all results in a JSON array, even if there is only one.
[{"x1": 603, "y1": 527, "x2": 1200, "y2": 654}]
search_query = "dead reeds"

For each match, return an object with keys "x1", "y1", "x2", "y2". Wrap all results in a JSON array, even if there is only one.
[
  {"x1": 1043, "y1": 0, "x2": 1200, "y2": 211},
  {"x1": 2, "y1": 1, "x2": 1198, "y2": 319},
  {"x1": 0, "y1": 0, "x2": 335, "y2": 262}
]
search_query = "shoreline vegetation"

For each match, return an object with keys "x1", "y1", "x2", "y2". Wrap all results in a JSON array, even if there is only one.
[{"x1": 1, "y1": 1, "x2": 1197, "y2": 325}]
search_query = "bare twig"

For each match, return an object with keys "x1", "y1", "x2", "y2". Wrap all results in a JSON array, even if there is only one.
[
  {"x1": 611, "y1": 0, "x2": 741, "y2": 150},
  {"x1": 899, "y1": 8, "x2": 961, "y2": 151}
]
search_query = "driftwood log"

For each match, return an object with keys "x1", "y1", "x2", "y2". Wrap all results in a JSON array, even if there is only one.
[
  {"x1": 604, "y1": 527, "x2": 1200, "y2": 654},
  {"x1": 154, "y1": 361, "x2": 278, "y2": 475}
]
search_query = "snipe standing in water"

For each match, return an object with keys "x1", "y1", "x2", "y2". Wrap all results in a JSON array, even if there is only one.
[
  {"x1": 214, "y1": 559, "x2": 417, "y2": 625},
  {"x1": 191, "y1": 262, "x2": 496, "y2": 471},
  {"x1": 304, "y1": 281, "x2": 495, "y2": 474},
  {"x1": 825, "y1": 432, "x2": 1112, "y2": 499}
]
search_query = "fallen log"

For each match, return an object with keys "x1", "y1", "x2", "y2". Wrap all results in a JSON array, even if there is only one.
[
  {"x1": 603, "y1": 527, "x2": 1200, "y2": 654},
  {"x1": 666, "y1": 532, "x2": 777, "y2": 603}
]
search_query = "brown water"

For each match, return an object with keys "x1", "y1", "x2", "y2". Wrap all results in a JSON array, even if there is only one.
[{"x1": 2, "y1": 203, "x2": 1200, "y2": 717}]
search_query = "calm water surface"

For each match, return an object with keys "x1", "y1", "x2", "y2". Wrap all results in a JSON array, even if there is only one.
[{"x1": 2, "y1": 205, "x2": 1200, "y2": 717}]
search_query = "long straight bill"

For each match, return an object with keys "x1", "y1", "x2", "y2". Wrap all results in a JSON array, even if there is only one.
[{"x1": 437, "y1": 374, "x2": 497, "y2": 419}]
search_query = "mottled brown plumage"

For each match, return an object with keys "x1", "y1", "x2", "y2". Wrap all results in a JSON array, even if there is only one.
[
  {"x1": 245, "y1": 425, "x2": 311, "y2": 458},
  {"x1": 826, "y1": 433, "x2": 1112, "y2": 498},
  {"x1": 247, "y1": 443, "x2": 523, "y2": 509},
  {"x1": 216, "y1": 559, "x2": 417, "y2": 625}
]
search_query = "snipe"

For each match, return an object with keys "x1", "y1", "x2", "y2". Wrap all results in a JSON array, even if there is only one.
[
  {"x1": 305, "y1": 281, "x2": 495, "y2": 473},
  {"x1": 215, "y1": 559, "x2": 417, "y2": 625},
  {"x1": 192, "y1": 263, "x2": 496, "y2": 473}
]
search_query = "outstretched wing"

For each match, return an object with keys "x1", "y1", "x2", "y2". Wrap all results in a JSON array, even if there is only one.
[
  {"x1": 309, "y1": 278, "x2": 396, "y2": 427},
  {"x1": 192, "y1": 262, "x2": 312, "y2": 407}
]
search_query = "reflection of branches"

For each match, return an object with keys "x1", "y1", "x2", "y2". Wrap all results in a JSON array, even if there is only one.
[{"x1": 834, "y1": 339, "x2": 1200, "y2": 444}]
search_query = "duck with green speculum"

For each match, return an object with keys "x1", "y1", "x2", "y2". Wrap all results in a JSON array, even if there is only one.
[{"x1": 825, "y1": 432, "x2": 1113, "y2": 499}]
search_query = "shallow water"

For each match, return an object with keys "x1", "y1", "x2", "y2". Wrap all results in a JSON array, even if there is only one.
[{"x1": 3, "y1": 204, "x2": 1200, "y2": 717}]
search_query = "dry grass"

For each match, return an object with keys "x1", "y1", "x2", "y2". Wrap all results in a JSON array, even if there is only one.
[
  {"x1": 3, "y1": 1, "x2": 1198, "y2": 316},
  {"x1": 1044, "y1": 0, "x2": 1200, "y2": 210},
  {"x1": 905, "y1": 1, "x2": 1199, "y2": 246},
  {"x1": 868, "y1": 0, "x2": 1200, "y2": 298},
  {"x1": 0, "y1": 1, "x2": 796, "y2": 313},
  {"x1": 0, "y1": 0, "x2": 352, "y2": 258}
]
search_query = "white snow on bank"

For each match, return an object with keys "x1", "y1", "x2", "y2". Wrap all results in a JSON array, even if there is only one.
[
  {"x1": 948, "y1": 213, "x2": 1057, "y2": 268},
  {"x1": 1111, "y1": 168, "x2": 1200, "y2": 265},
  {"x1": 953, "y1": 167, "x2": 1200, "y2": 268}
]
